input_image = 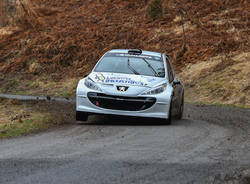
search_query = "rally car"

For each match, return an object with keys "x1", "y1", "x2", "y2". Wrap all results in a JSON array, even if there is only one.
[{"x1": 76, "y1": 49, "x2": 184, "y2": 124}]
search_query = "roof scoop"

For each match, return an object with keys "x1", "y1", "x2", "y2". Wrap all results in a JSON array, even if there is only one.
[{"x1": 128, "y1": 49, "x2": 142, "y2": 55}]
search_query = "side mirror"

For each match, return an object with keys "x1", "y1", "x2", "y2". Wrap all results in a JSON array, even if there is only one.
[
  {"x1": 84, "y1": 73, "x2": 89, "y2": 78},
  {"x1": 173, "y1": 80, "x2": 181, "y2": 85},
  {"x1": 166, "y1": 54, "x2": 171, "y2": 60}
]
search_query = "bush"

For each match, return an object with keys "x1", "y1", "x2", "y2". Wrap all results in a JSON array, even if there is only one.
[
  {"x1": 0, "y1": 0, "x2": 17, "y2": 26},
  {"x1": 147, "y1": 0, "x2": 162, "y2": 19}
]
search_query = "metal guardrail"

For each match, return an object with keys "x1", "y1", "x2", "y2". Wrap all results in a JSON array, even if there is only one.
[{"x1": 0, "y1": 94, "x2": 75, "y2": 103}]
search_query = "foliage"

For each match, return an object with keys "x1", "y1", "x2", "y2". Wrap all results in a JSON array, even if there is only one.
[
  {"x1": 147, "y1": 0, "x2": 162, "y2": 19},
  {"x1": 0, "y1": 0, "x2": 249, "y2": 76}
]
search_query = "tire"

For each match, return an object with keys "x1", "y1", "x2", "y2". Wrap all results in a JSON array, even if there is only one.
[
  {"x1": 76, "y1": 111, "x2": 88, "y2": 122},
  {"x1": 160, "y1": 101, "x2": 172, "y2": 125},
  {"x1": 166, "y1": 102, "x2": 172, "y2": 125},
  {"x1": 176, "y1": 95, "x2": 184, "y2": 120}
]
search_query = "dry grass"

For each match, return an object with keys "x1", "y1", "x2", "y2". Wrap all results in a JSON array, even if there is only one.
[
  {"x1": 0, "y1": 74, "x2": 79, "y2": 98},
  {"x1": 0, "y1": 0, "x2": 249, "y2": 75},
  {"x1": 0, "y1": 98, "x2": 51, "y2": 138},
  {"x1": 0, "y1": 27, "x2": 14, "y2": 35},
  {"x1": 179, "y1": 52, "x2": 250, "y2": 107},
  {"x1": 172, "y1": 21, "x2": 196, "y2": 35},
  {"x1": 0, "y1": 98, "x2": 74, "y2": 138}
]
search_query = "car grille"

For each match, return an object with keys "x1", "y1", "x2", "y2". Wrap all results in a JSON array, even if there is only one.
[{"x1": 87, "y1": 92, "x2": 156, "y2": 111}]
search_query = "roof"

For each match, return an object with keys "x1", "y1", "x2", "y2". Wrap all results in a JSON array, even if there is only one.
[{"x1": 108, "y1": 49, "x2": 162, "y2": 57}]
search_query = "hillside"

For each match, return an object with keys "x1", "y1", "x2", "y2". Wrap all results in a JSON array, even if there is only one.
[{"x1": 0, "y1": 0, "x2": 249, "y2": 106}]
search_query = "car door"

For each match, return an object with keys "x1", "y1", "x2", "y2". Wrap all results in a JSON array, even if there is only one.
[{"x1": 166, "y1": 56, "x2": 181, "y2": 115}]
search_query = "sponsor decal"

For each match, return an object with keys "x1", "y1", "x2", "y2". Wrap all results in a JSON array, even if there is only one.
[
  {"x1": 105, "y1": 76, "x2": 147, "y2": 86},
  {"x1": 95, "y1": 73, "x2": 105, "y2": 82},
  {"x1": 117, "y1": 53, "x2": 153, "y2": 59},
  {"x1": 110, "y1": 53, "x2": 161, "y2": 61},
  {"x1": 147, "y1": 78, "x2": 156, "y2": 82}
]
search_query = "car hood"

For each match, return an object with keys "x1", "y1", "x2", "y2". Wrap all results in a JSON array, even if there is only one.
[{"x1": 88, "y1": 72, "x2": 166, "y2": 96}]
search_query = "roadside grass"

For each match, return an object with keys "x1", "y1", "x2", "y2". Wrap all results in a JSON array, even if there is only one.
[
  {"x1": 0, "y1": 75, "x2": 79, "y2": 98},
  {"x1": 54, "y1": 91, "x2": 73, "y2": 98},
  {"x1": 0, "y1": 98, "x2": 72, "y2": 139},
  {"x1": 179, "y1": 52, "x2": 250, "y2": 109},
  {"x1": 0, "y1": 116, "x2": 52, "y2": 138}
]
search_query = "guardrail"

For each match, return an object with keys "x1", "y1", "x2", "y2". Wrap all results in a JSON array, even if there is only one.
[{"x1": 0, "y1": 94, "x2": 75, "y2": 103}]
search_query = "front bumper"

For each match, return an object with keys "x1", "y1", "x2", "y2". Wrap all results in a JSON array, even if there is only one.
[
  {"x1": 87, "y1": 92, "x2": 156, "y2": 111},
  {"x1": 76, "y1": 92, "x2": 171, "y2": 119}
]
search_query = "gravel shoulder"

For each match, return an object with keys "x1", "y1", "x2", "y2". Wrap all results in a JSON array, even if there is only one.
[{"x1": 0, "y1": 100, "x2": 249, "y2": 184}]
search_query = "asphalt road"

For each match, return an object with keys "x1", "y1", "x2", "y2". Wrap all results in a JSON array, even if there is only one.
[{"x1": 0, "y1": 101, "x2": 250, "y2": 184}]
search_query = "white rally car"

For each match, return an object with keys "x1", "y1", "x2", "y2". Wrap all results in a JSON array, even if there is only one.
[{"x1": 76, "y1": 49, "x2": 184, "y2": 124}]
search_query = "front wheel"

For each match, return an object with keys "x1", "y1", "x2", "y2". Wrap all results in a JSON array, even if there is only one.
[
  {"x1": 76, "y1": 111, "x2": 88, "y2": 122},
  {"x1": 176, "y1": 95, "x2": 184, "y2": 120},
  {"x1": 166, "y1": 102, "x2": 172, "y2": 125},
  {"x1": 159, "y1": 102, "x2": 172, "y2": 125}
]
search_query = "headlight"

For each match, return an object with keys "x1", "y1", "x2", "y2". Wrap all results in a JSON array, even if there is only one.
[
  {"x1": 141, "y1": 83, "x2": 167, "y2": 95},
  {"x1": 84, "y1": 78, "x2": 102, "y2": 92}
]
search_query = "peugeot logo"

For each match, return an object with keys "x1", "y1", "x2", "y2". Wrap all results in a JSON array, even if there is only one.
[{"x1": 117, "y1": 86, "x2": 129, "y2": 92}]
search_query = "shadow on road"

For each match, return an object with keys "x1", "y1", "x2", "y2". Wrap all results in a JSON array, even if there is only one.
[{"x1": 77, "y1": 115, "x2": 189, "y2": 126}]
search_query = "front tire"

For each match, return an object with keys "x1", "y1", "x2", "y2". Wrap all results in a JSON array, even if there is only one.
[
  {"x1": 159, "y1": 102, "x2": 172, "y2": 125},
  {"x1": 165, "y1": 102, "x2": 172, "y2": 125},
  {"x1": 176, "y1": 95, "x2": 184, "y2": 120},
  {"x1": 76, "y1": 111, "x2": 88, "y2": 122}
]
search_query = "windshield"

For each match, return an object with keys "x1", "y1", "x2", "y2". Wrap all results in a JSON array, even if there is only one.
[{"x1": 94, "y1": 54, "x2": 165, "y2": 78}]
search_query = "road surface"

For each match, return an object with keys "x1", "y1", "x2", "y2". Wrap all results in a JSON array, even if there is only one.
[{"x1": 0, "y1": 99, "x2": 249, "y2": 184}]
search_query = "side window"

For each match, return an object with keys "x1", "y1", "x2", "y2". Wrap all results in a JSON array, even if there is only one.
[{"x1": 166, "y1": 57, "x2": 174, "y2": 82}]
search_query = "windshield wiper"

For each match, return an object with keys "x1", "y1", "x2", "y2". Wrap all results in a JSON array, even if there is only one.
[
  {"x1": 141, "y1": 58, "x2": 158, "y2": 76},
  {"x1": 127, "y1": 58, "x2": 140, "y2": 75}
]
